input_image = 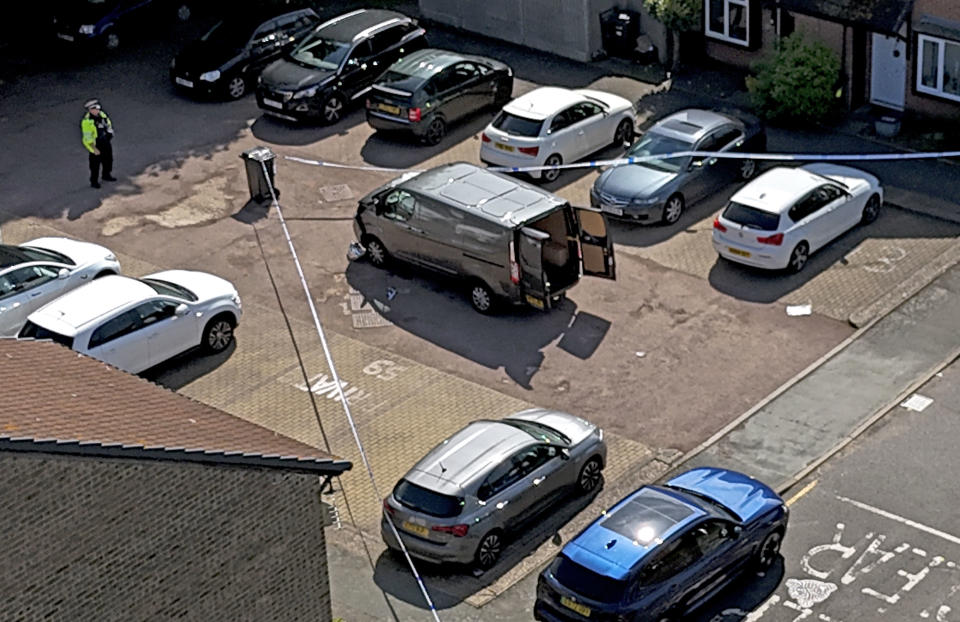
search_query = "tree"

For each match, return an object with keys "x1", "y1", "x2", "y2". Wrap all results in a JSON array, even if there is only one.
[{"x1": 642, "y1": 0, "x2": 701, "y2": 68}]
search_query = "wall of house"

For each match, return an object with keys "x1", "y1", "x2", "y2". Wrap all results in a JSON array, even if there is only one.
[
  {"x1": 906, "y1": 0, "x2": 960, "y2": 118},
  {"x1": 703, "y1": 4, "x2": 778, "y2": 69},
  {"x1": 0, "y1": 452, "x2": 333, "y2": 622}
]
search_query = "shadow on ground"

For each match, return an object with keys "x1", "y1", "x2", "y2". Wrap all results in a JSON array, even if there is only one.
[
  {"x1": 688, "y1": 556, "x2": 785, "y2": 621},
  {"x1": 143, "y1": 340, "x2": 236, "y2": 390}
]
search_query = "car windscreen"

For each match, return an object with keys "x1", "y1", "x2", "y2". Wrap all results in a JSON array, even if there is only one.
[
  {"x1": 141, "y1": 278, "x2": 198, "y2": 302},
  {"x1": 19, "y1": 321, "x2": 75, "y2": 349},
  {"x1": 201, "y1": 19, "x2": 254, "y2": 48},
  {"x1": 626, "y1": 131, "x2": 693, "y2": 173},
  {"x1": 721, "y1": 201, "x2": 781, "y2": 231},
  {"x1": 393, "y1": 479, "x2": 463, "y2": 518},
  {"x1": 492, "y1": 112, "x2": 543, "y2": 137},
  {"x1": 290, "y1": 34, "x2": 350, "y2": 70},
  {"x1": 19, "y1": 246, "x2": 74, "y2": 266},
  {"x1": 502, "y1": 419, "x2": 570, "y2": 445},
  {"x1": 550, "y1": 555, "x2": 627, "y2": 603}
]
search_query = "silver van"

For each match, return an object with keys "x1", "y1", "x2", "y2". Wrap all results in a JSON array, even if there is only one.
[{"x1": 352, "y1": 162, "x2": 617, "y2": 313}]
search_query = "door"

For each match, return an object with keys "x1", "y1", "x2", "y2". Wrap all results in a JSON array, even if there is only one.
[
  {"x1": 429, "y1": 66, "x2": 473, "y2": 122},
  {"x1": 870, "y1": 31, "x2": 907, "y2": 110},
  {"x1": 566, "y1": 102, "x2": 606, "y2": 159},
  {"x1": 132, "y1": 299, "x2": 198, "y2": 367},
  {"x1": 574, "y1": 207, "x2": 616, "y2": 280},
  {"x1": 683, "y1": 520, "x2": 752, "y2": 611},
  {"x1": 787, "y1": 187, "x2": 835, "y2": 251},
  {"x1": 685, "y1": 130, "x2": 726, "y2": 202},
  {"x1": 248, "y1": 19, "x2": 284, "y2": 68},
  {"x1": 638, "y1": 533, "x2": 707, "y2": 616},
  {"x1": 341, "y1": 40, "x2": 379, "y2": 99},
  {"x1": 0, "y1": 265, "x2": 71, "y2": 336},
  {"x1": 711, "y1": 126, "x2": 747, "y2": 190},
  {"x1": 85, "y1": 308, "x2": 150, "y2": 373},
  {"x1": 517, "y1": 229, "x2": 549, "y2": 310},
  {"x1": 519, "y1": 445, "x2": 570, "y2": 521},
  {"x1": 407, "y1": 199, "x2": 459, "y2": 274},
  {"x1": 375, "y1": 188, "x2": 421, "y2": 262},
  {"x1": 477, "y1": 446, "x2": 553, "y2": 529},
  {"x1": 545, "y1": 107, "x2": 578, "y2": 161}
]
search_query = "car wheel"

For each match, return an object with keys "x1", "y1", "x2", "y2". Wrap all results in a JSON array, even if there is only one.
[
  {"x1": 740, "y1": 159, "x2": 758, "y2": 180},
  {"x1": 861, "y1": 194, "x2": 881, "y2": 225},
  {"x1": 321, "y1": 93, "x2": 345, "y2": 125},
  {"x1": 492, "y1": 79, "x2": 512, "y2": 106},
  {"x1": 577, "y1": 457, "x2": 603, "y2": 494},
  {"x1": 202, "y1": 315, "x2": 235, "y2": 354},
  {"x1": 541, "y1": 154, "x2": 563, "y2": 183},
  {"x1": 423, "y1": 117, "x2": 447, "y2": 146},
  {"x1": 474, "y1": 530, "x2": 503, "y2": 570},
  {"x1": 104, "y1": 30, "x2": 120, "y2": 51},
  {"x1": 469, "y1": 281, "x2": 496, "y2": 314},
  {"x1": 175, "y1": 4, "x2": 192, "y2": 21},
  {"x1": 662, "y1": 194, "x2": 685, "y2": 225},
  {"x1": 363, "y1": 236, "x2": 388, "y2": 268},
  {"x1": 93, "y1": 270, "x2": 116, "y2": 279},
  {"x1": 787, "y1": 241, "x2": 809, "y2": 273},
  {"x1": 613, "y1": 119, "x2": 634, "y2": 146},
  {"x1": 226, "y1": 75, "x2": 247, "y2": 100},
  {"x1": 755, "y1": 530, "x2": 783, "y2": 568}
]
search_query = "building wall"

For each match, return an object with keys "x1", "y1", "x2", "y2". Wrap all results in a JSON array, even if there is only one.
[
  {"x1": 0, "y1": 452, "x2": 332, "y2": 622},
  {"x1": 703, "y1": 4, "x2": 778, "y2": 68},
  {"x1": 906, "y1": 0, "x2": 960, "y2": 117}
]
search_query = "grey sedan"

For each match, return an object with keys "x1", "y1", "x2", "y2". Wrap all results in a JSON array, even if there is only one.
[
  {"x1": 591, "y1": 109, "x2": 766, "y2": 225},
  {"x1": 381, "y1": 409, "x2": 607, "y2": 570}
]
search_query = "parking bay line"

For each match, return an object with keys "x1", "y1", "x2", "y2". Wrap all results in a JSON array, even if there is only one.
[
  {"x1": 837, "y1": 495, "x2": 960, "y2": 546},
  {"x1": 785, "y1": 479, "x2": 818, "y2": 506}
]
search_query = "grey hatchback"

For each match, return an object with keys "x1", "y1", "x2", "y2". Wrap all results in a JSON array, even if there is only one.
[{"x1": 382, "y1": 409, "x2": 607, "y2": 570}]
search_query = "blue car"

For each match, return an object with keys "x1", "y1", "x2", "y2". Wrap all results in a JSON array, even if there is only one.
[{"x1": 535, "y1": 467, "x2": 788, "y2": 622}]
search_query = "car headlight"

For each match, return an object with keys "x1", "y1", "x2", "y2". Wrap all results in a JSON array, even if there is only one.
[
  {"x1": 292, "y1": 86, "x2": 318, "y2": 100},
  {"x1": 231, "y1": 293, "x2": 242, "y2": 308},
  {"x1": 79, "y1": 24, "x2": 95, "y2": 35},
  {"x1": 630, "y1": 195, "x2": 660, "y2": 206},
  {"x1": 200, "y1": 70, "x2": 221, "y2": 82}
]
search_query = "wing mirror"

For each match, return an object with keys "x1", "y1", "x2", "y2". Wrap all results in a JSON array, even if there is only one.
[
  {"x1": 175, "y1": 303, "x2": 189, "y2": 317},
  {"x1": 560, "y1": 448, "x2": 571, "y2": 461},
  {"x1": 689, "y1": 159, "x2": 704, "y2": 169},
  {"x1": 733, "y1": 525, "x2": 743, "y2": 537},
  {"x1": 57, "y1": 268, "x2": 70, "y2": 280}
]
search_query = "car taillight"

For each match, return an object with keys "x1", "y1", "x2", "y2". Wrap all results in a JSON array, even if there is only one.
[
  {"x1": 757, "y1": 232, "x2": 784, "y2": 245},
  {"x1": 432, "y1": 524, "x2": 469, "y2": 537},
  {"x1": 382, "y1": 499, "x2": 396, "y2": 516},
  {"x1": 408, "y1": 107, "x2": 421, "y2": 122},
  {"x1": 509, "y1": 240, "x2": 520, "y2": 284},
  {"x1": 713, "y1": 217, "x2": 727, "y2": 233},
  {"x1": 518, "y1": 146, "x2": 539, "y2": 156},
  {"x1": 481, "y1": 132, "x2": 491, "y2": 143}
]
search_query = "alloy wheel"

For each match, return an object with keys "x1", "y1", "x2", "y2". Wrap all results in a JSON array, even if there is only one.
[
  {"x1": 758, "y1": 531, "x2": 782, "y2": 567},
  {"x1": 663, "y1": 195, "x2": 684, "y2": 224},
  {"x1": 207, "y1": 320, "x2": 233, "y2": 352},
  {"x1": 227, "y1": 77, "x2": 246, "y2": 99},
  {"x1": 740, "y1": 159, "x2": 757, "y2": 179},
  {"x1": 366, "y1": 239, "x2": 386, "y2": 267},
  {"x1": 105, "y1": 32, "x2": 120, "y2": 50},
  {"x1": 476, "y1": 532, "x2": 502, "y2": 570},
  {"x1": 471, "y1": 284, "x2": 492, "y2": 313},
  {"x1": 578, "y1": 458, "x2": 602, "y2": 493},
  {"x1": 542, "y1": 155, "x2": 562, "y2": 183},
  {"x1": 615, "y1": 120, "x2": 634, "y2": 146},
  {"x1": 323, "y1": 95, "x2": 343, "y2": 124},
  {"x1": 862, "y1": 195, "x2": 881, "y2": 224},
  {"x1": 425, "y1": 118, "x2": 446, "y2": 145},
  {"x1": 789, "y1": 243, "x2": 809, "y2": 273},
  {"x1": 176, "y1": 4, "x2": 191, "y2": 21}
]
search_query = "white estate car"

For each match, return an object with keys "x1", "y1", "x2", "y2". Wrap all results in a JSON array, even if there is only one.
[
  {"x1": 0, "y1": 238, "x2": 119, "y2": 337},
  {"x1": 479, "y1": 86, "x2": 635, "y2": 182},
  {"x1": 712, "y1": 163, "x2": 883, "y2": 273},
  {"x1": 19, "y1": 270, "x2": 241, "y2": 374}
]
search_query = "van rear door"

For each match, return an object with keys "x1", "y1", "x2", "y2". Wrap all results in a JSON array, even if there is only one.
[
  {"x1": 574, "y1": 206, "x2": 616, "y2": 280},
  {"x1": 517, "y1": 228, "x2": 551, "y2": 310}
]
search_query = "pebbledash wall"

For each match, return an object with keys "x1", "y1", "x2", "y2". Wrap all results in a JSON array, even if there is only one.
[
  {"x1": 419, "y1": 0, "x2": 670, "y2": 64},
  {"x1": 0, "y1": 452, "x2": 333, "y2": 622}
]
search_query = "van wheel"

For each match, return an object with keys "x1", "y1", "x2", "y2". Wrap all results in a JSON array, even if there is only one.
[
  {"x1": 474, "y1": 530, "x2": 503, "y2": 570},
  {"x1": 202, "y1": 314, "x2": 235, "y2": 354},
  {"x1": 423, "y1": 117, "x2": 446, "y2": 146},
  {"x1": 613, "y1": 119, "x2": 634, "y2": 146},
  {"x1": 662, "y1": 194, "x2": 685, "y2": 225},
  {"x1": 363, "y1": 236, "x2": 388, "y2": 268},
  {"x1": 541, "y1": 154, "x2": 562, "y2": 183},
  {"x1": 469, "y1": 281, "x2": 496, "y2": 314}
]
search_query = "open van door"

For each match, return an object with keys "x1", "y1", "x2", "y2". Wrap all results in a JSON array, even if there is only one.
[
  {"x1": 517, "y1": 228, "x2": 551, "y2": 310},
  {"x1": 574, "y1": 206, "x2": 616, "y2": 280}
]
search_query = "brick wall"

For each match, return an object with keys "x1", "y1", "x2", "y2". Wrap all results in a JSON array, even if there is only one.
[{"x1": 0, "y1": 452, "x2": 333, "y2": 622}]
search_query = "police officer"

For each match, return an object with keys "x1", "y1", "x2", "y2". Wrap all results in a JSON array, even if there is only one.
[{"x1": 81, "y1": 98, "x2": 116, "y2": 189}]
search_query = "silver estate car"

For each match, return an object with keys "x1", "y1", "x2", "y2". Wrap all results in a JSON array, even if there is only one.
[{"x1": 382, "y1": 408, "x2": 607, "y2": 570}]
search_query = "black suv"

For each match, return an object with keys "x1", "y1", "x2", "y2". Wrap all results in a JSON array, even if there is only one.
[{"x1": 255, "y1": 9, "x2": 427, "y2": 124}]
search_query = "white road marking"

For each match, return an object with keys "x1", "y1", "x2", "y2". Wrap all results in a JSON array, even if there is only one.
[{"x1": 837, "y1": 496, "x2": 960, "y2": 546}]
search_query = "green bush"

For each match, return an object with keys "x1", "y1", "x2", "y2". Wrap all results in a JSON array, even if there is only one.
[
  {"x1": 746, "y1": 32, "x2": 841, "y2": 124},
  {"x1": 642, "y1": 0, "x2": 700, "y2": 32}
]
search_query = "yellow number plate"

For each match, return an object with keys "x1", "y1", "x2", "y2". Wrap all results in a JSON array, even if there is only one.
[
  {"x1": 525, "y1": 294, "x2": 545, "y2": 310},
  {"x1": 560, "y1": 596, "x2": 591, "y2": 617},
  {"x1": 495, "y1": 143, "x2": 515, "y2": 152},
  {"x1": 402, "y1": 521, "x2": 429, "y2": 538},
  {"x1": 728, "y1": 247, "x2": 751, "y2": 257},
  {"x1": 378, "y1": 103, "x2": 401, "y2": 115}
]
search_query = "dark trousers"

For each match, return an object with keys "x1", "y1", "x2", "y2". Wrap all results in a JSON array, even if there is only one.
[{"x1": 88, "y1": 141, "x2": 113, "y2": 184}]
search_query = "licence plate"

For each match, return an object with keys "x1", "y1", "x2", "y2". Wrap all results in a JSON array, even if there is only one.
[
  {"x1": 560, "y1": 596, "x2": 591, "y2": 617},
  {"x1": 262, "y1": 98, "x2": 283, "y2": 109},
  {"x1": 728, "y1": 247, "x2": 751, "y2": 257},
  {"x1": 57, "y1": 33, "x2": 75, "y2": 41},
  {"x1": 175, "y1": 77, "x2": 194, "y2": 88},
  {"x1": 525, "y1": 294, "x2": 545, "y2": 310},
  {"x1": 377, "y1": 103, "x2": 401, "y2": 115},
  {"x1": 602, "y1": 206, "x2": 623, "y2": 216},
  {"x1": 495, "y1": 142, "x2": 515, "y2": 152},
  {"x1": 402, "y1": 521, "x2": 429, "y2": 538}
]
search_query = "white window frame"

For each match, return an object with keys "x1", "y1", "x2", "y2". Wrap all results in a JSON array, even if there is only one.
[
  {"x1": 916, "y1": 33, "x2": 960, "y2": 102},
  {"x1": 705, "y1": 0, "x2": 750, "y2": 46}
]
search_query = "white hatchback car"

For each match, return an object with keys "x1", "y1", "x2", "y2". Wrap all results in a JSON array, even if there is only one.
[
  {"x1": 479, "y1": 86, "x2": 635, "y2": 182},
  {"x1": 0, "y1": 237, "x2": 120, "y2": 337},
  {"x1": 19, "y1": 270, "x2": 241, "y2": 374},
  {"x1": 712, "y1": 163, "x2": 883, "y2": 273}
]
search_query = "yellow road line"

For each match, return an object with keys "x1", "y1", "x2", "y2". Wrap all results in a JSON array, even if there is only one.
[{"x1": 786, "y1": 479, "x2": 819, "y2": 506}]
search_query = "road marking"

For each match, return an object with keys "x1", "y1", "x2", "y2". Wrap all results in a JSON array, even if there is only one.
[
  {"x1": 787, "y1": 479, "x2": 819, "y2": 506},
  {"x1": 837, "y1": 496, "x2": 960, "y2": 546}
]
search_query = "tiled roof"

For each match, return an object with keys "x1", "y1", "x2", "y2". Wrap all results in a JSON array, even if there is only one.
[
  {"x1": 776, "y1": 0, "x2": 914, "y2": 35},
  {"x1": 0, "y1": 339, "x2": 351, "y2": 475}
]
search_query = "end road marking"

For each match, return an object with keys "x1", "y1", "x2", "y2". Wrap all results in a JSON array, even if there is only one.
[
  {"x1": 837, "y1": 495, "x2": 960, "y2": 546},
  {"x1": 787, "y1": 479, "x2": 819, "y2": 506}
]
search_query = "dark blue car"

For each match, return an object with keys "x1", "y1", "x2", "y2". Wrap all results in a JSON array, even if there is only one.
[{"x1": 535, "y1": 467, "x2": 788, "y2": 622}]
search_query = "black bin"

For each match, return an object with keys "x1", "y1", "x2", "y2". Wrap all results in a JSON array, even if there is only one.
[
  {"x1": 600, "y1": 8, "x2": 641, "y2": 59},
  {"x1": 240, "y1": 146, "x2": 279, "y2": 202}
]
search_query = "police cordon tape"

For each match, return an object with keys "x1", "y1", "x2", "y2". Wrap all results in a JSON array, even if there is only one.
[{"x1": 285, "y1": 149, "x2": 960, "y2": 175}]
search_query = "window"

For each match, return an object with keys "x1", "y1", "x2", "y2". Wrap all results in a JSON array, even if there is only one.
[
  {"x1": 133, "y1": 300, "x2": 179, "y2": 327},
  {"x1": 88, "y1": 309, "x2": 142, "y2": 349},
  {"x1": 141, "y1": 278, "x2": 197, "y2": 302},
  {"x1": 549, "y1": 108, "x2": 576, "y2": 133},
  {"x1": 492, "y1": 111, "x2": 544, "y2": 137},
  {"x1": 640, "y1": 533, "x2": 704, "y2": 584},
  {"x1": 691, "y1": 519, "x2": 735, "y2": 556},
  {"x1": 917, "y1": 34, "x2": 960, "y2": 102},
  {"x1": 381, "y1": 189, "x2": 416, "y2": 222},
  {"x1": 714, "y1": 127, "x2": 744, "y2": 149},
  {"x1": 18, "y1": 321, "x2": 74, "y2": 349},
  {"x1": 549, "y1": 555, "x2": 628, "y2": 603},
  {"x1": 478, "y1": 447, "x2": 549, "y2": 500},
  {"x1": 0, "y1": 265, "x2": 59, "y2": 299},
  {"x1": 706, "y1": 0, "x2": 750, "y2": 46},
  {"x1": 393, "y1": 480, "x2": 463, "y2": 518},
  {"x1": 369, "y1": 25, "x2": 404, "y2": 54},
  {"x1": 789, "y1": 185, "x2": 841, "y2": 222},
  {"x1": 251, "y1": 20, "x2": 278, "y2": 44},
  {"x1": 432, "y1": 65, "x2": 472, "y2": 93},
  {"x1": 721, "y1": 201, "x2": 780, "y2": 231}
]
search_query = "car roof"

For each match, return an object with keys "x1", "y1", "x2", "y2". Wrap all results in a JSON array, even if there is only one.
[
  {"x1": 28, "y1": 275, "x2": 155, "y2": 333},
  {"x1": 0, "y1": 245, "x2": 31, "y2": 270},
  {"x1": 388, "y1": 48, "x2": 469, "y2": 79},
  {"x1": 562, "y1": 486, "x2": 707, "y2": 580},
  {"x1": 503, "y1": 87, "x2": 586, "y2": 120},
  {"x1": 729, "y1": 166, "x2": 826, "y2": 214},
  {"x1": 399, "y1": 162, "x2": 566, "y2": 226},
  {"x1": 403, "y1": 420, "x2": 536, "y2": 495},
  {"x1": 650, "y1": 109, "x2": 737, "y2": 142},
  {"x1": 316, "y1": 9, "x2": 411, "y2": 42}
]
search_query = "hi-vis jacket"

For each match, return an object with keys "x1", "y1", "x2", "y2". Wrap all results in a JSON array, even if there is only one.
[{"x1": 81, "y1": 112, "x2": 113, "y2": 154}]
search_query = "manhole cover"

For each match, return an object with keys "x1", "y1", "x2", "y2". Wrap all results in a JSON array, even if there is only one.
[
  {"x1": 351, "y1": 311, "x2": 392, "y2": 329},
  {"x1": 319, "y1": 184, "x2": 354, "y2": 203}
]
